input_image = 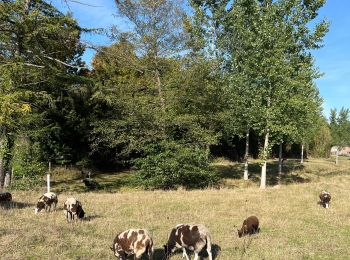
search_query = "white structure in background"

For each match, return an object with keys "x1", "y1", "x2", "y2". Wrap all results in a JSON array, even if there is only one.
[{"x1": 331, "y1": 146, "x2": 350, "y2": 156}]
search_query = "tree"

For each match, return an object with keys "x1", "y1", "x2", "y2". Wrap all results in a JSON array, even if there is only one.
[
  {"x1": 330, "y1": 107, "x2": 350, "y2": 165},
  {"x1": 222, "y1": 0, "x2": 328, "y2": 188},
  {"x1": 308, "y1": 115, "x2": 332, "y2": 158},
  {"x1": 0, "y1": 0, "x2": 87, "y2": 187}
]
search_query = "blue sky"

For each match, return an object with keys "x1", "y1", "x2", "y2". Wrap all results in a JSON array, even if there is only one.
[{"x1": 53, "y1": 0, "x2": 349, "y2": 118}]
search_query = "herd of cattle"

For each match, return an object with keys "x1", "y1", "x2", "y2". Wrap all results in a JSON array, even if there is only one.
[{"x1": 0, "y1": 190, "x2": 332, "y2": 259}]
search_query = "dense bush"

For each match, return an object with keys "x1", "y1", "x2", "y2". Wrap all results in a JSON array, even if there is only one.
[
  {"x1": 11, "y1": 139, "x2": 46, "y2": 190},
  {"x1": 135, "y1": 141, "x2": 219, "y2": 189}
]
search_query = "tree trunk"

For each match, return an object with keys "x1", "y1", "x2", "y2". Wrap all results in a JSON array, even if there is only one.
[
  {"x1": 336, "y1": 148, "x2": 339, "y2": 165},
  {"x1": 0, "y1": 157, "x2": 4, "y2": 189},
  {"x1": 0, "y1": 139, "x2": 5, "y2": 189},
  {"x1": 155, "y1": 69, "x2": 165, "y2": 109},
  {"x1": 243, "y1": 128, "x2": 249, "y2": 180},
  {"x1": 278, "y1": 142, "x2": 283, "y2": 175},
  {"x1": 301, "y1": 143, "x2": 304, "y2": 164},
  {"x1": 4, "y1": 171, "x2": 11, "y2": 188},
  {"x1": 260, "y1": 128, "x2": 269, "y2": 189}
]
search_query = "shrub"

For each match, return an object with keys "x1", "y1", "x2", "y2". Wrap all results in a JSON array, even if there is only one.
[
  {"x1": 11, "y1": 139, "x2": 46, "y2": 190},
  {"x1": 135, "y1": 141, "x2": 219, "y2": 189}
]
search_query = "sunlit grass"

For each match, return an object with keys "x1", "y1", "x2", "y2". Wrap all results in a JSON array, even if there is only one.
[{"x1": 1, "y1": 158, "x2": 350, "y2": 259}]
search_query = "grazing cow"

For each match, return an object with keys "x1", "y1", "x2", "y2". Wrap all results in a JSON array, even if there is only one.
[
  {"x1": 111, "y1": 229, "x2": 154, "y2": 260},
  {"x1": 0, "y1": 192, "x2": 12, "y2": 202},
  {"x1": 63, "y1": 197, "x2": 85, "y2": 222},
  {"x1": 164, "y1": 224, "x2": 212, "y2": 260},
  {"x1": 319, "y1": 191, "x2": 331, "y2": 208},
  {"x1": 237, "y1": 216, "x2": 260, "y2": 238},
  {"x1": 34, "y1": 192, "x2": 58, "y2": 214}
]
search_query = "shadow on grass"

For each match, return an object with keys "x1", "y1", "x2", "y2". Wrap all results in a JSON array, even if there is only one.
[
  {"x1": 215, "y1": 160, "x2": 310, "y2": 186},
  {"x1": 0, "y1": 200, "x2": 34, "y2": 210},
  {"x1": 82, "y1": 215, "x2": 103, "y2": 221},
  {"x1": 153, "y1": 244, "x2": 221, "y2": 260},
  {"x1": 51, "y1": 171, "x2": 135, "y2": 193}
]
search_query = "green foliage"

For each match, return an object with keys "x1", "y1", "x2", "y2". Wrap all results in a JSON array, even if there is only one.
[
  {"x1": 135, "y1": 141, "x2": 219, "y2": 189},
  {"x1": 11, "y1": 137, "x2": 46, "y2": 190},
  {"x1": 329, "y1": 107, "x2": 350, "y2": 147},
  {"x1": 308, "y1": 116, "x2": 332, "y2": 158}
]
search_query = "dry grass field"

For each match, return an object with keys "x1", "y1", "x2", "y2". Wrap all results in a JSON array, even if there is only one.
[{"x1": 1, "y1": 157, "x2": 350, "y2": 259}]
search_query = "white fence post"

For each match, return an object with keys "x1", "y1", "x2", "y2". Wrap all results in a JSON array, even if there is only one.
[{"x1": 47, "y1": 162, "x2": 51, "y2": 193}]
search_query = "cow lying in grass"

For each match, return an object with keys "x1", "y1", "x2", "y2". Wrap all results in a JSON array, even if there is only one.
[
  {"x1": 63, "y1": 197, "x2": 85, "y2": 222},
  {"x1": 0, "y1": 192, "x2": 12, "y2": 202},
  {"x1": 34, "y1": 192, "x2": 58, "y2": 214},
  {"x1": 111, "y1": 229, "x2": 154, "y2": 259},
  {"x1": 237, "y1": 216, "x2": 260, "y2": 238},
  {"x1": 164, "y1": 224, "x2": 212, "y2": 260},
  {"x1": 319, "y1": 191, "x2": 331, "y2": 208}
]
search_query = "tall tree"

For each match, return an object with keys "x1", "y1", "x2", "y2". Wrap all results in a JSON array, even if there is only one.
[
  {"x1": 330, "y1": 107, "x2": 350, "y2": 165},
  {"x1": 223, "y1": 0, "x2": 327, "y2": 188},
  {"x1": 0, "y1": 0, "x2": 87, "y2": 187}
]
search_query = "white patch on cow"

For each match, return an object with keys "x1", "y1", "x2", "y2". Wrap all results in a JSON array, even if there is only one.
[
  {"x1": 34, "y1": 208, "x2": 39, "y2": 214},
  {"x1": 43, "y1": 192, "x2": 56, "y2": 200},
  {"x1": 127, "y1": 229, "x2": 134, "y2": 239},
  {"x1": 180, "y1": 232, "x2": 188, "y2": 248},
  {"x1": 64, "y1": 197, "x2": 77, "y2": 211}
]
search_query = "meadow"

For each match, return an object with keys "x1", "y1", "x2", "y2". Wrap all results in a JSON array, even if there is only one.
[{"x1": 1, "y1": 157, "x2": 350, "y2": 260}]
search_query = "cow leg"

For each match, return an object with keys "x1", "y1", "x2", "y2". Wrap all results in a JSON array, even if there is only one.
[
  {"x1": 148, "y1": 246, "x2": 154, "y2": 260},
  {"x1": 206, "y1": 246, "x2": 212, "y2": 260},
  {"x1": 135, "y1": 247, "x2": 147, "y2": 260},
  {"x1": 134, "y1": 252, "x2": 142, "y2": 260},
  {"x1": 207, "y1": 250, "x2": 213, "y2": 260},
  {"x1": 182, "y1": 248, "x2": 190, "y2": 260},
  {"x1": 325, "y1": 203, "x2": 329, "y2": 209},
  {"x1": 193, "y1": 252, "x2": 198, "y2": 260}
]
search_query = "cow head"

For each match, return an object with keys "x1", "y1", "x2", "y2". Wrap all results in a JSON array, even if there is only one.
[
  {"x1": 237, "y1": 224, "x2": 247, "y2": 238},
  {"x1": 34, "y1": 201, "x2": 45, "y2": 214},
  {"x1": 110, "y1": 245, "x2": 126, "y2": 259}
]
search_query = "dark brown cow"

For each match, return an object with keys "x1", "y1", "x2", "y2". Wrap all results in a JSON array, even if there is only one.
[
  {"x1": 111, "y1": 229, "x2": 153, "y2": 260},
  {"x1": 164, "y1": 224, "x2": 212, "y2": 260},
  {"x1": 237, "y1": 216, "x2": 260, "y2": 238},
  {"x1": 0, "y1": 192, "x2": 12, "y2": 202},
  {"x1": 63, "y1": 197, "x2": 85, "y2": 222},
  {"x1": 319, "y1": 191, "x2": 331, "y2": 208},
  {"x1": 34, "y1": 192, "x2": 58, "y2": 214}
]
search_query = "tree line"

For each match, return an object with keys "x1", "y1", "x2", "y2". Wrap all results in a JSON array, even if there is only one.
[{"x1": 0, "y1": 0, "x2": 348, "y2": 190}]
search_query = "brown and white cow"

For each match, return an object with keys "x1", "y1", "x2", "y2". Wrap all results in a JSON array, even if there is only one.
[
  {"x1": 0, "y1": 192, "x2": 12, "y2": 202},
  {"x1": 164, "y1": 224, "x2": 212, "y2": 260},
  {"x1": 237, "y1": 216, "x2": 260, "y2": 238},
  {"x1": 34, "y1": 192, "x2": 58, "y2": 214},
  {"x1": 111, "y1": 229, "x2": 154, "y2": 260},
  {"x1": 63, "y1": 197, "x2": 85, "y2": 222},
  {"x1": 319, "y1": 191, "x2": 331, "y2": 208}
]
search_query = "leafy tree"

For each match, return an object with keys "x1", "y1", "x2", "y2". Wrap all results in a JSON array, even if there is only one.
[
  {"x1": 222, "y1": 0, "x2": 327, "y2": 188},
  {"x1": 0, "y1": 0, "x2": 88, "y2": 187},
  {"x1": 308, "y1": 116, "x2": 332, "y2": 158},
  {"x1": 330, "y1": 107, "x2": 350, "y2": 164}
]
